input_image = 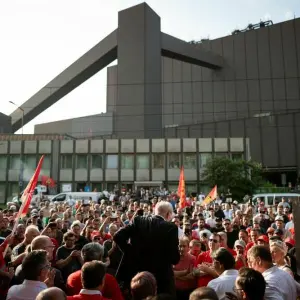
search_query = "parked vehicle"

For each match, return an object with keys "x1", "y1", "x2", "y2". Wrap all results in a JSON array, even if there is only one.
[
  {"x1": 251, "y1": 193, "x2": 300, "y2": 207},
  {"x1": 50, "y1": 192, "x2": 102, "y2": 203}
]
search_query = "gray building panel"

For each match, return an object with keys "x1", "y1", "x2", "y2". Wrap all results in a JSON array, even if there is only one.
[
  {"x1": 245, "y1": 30, "x2": 259, "y2": 79},
  {"x1": 257, "y1": 27, "x2": 271, "y2": 79},
  {"x1": 281, "y1": 21, "x2": 298, "y2": 78},
  {"x1": 0, "y1": 113, "x2": 12, "y2": 134},
  {"x1": 269, "y1": 24, "x2": 285, "y2": 79},
  {"x1": 35, "y1": 113, "x2": 113, "y2": 138}
]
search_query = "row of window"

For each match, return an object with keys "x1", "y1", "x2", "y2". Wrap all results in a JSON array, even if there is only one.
[
  {"x1": 0, "y1": 155, "x2": 51, "y2": 170},
  {"x1": 61, "y1": 152, "x2": 244, "y2": 170}
]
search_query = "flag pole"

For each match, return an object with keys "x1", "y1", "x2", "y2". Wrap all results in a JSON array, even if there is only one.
[{"x1": 3, "y1": 155, "x2": 44, "y2": 257}]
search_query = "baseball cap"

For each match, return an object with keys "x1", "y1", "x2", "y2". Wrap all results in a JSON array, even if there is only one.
[
  {"x1": 275, "y1": 216, "x2": 284, "y2": 222},
  {"x1": 257, "y1": 235, "x2": 269, "y2": 244},
  {"x1": 234, "y1": 240, "x2": 246, "y2": 249},
  {"x1": 285, "y1": 237, "x2": 295, "y2": 247},
  {"x1": 274, "y1": 229, "x2": 284, "y2": 236},
  {"x1": 31, "y1": 213, "x2": 38, "y2": 218}
]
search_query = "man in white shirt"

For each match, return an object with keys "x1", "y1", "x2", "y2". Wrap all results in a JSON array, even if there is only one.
[
  {"x1": 7, "y1": 250, "x2": 55, "y2": 300},
  {"x1": 208, "y1": 248, "x2": 238, "y2": 300},
  {"x1": 206, "y1": 207, "x2": 216, "y2": 229},
  {"x1": 247, "y1": 245, "x2": 296, "y2": 300},
  {"x1": 172, "y1": 216, "x2": 184, "y2": 238}
]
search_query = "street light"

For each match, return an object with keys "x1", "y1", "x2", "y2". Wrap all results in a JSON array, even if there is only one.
[{"x1": 9, "y1": 101, "x2": 25, "y2": 199}]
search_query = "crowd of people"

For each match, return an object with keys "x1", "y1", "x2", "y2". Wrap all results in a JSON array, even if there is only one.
[{"x1": 0, "y1": 189, "x2": 298, "y2": 300}]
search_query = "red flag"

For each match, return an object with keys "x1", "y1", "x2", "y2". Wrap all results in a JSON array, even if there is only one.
[
  {"x1": 20, "y1": 155, "x2": 44, "y2": 217},
  {"x1": 202, "y1": 185, "x2": 217, "y2": 206},
  {"x1": 177, "y1": 167, "x2": 184, "y2": 197},
  {"x1": 178, "y1": 167, "x2": 187, "y2": 208},
  {"x1": 42, "y1": 175, "x2": 55, "y2": 187}
]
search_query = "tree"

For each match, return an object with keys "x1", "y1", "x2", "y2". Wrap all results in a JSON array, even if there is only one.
[{"x1": 202, "y1": 156, "x2": 265, "y2": 200}]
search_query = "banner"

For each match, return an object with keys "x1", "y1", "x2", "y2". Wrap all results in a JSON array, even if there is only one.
[{"x1": 202, "y1": 185, "x2": 217, "y2": 206}]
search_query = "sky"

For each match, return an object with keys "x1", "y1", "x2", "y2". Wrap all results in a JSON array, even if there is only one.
[{"x1": 1, "y1": 0, "x2": 299, "y2": 134}]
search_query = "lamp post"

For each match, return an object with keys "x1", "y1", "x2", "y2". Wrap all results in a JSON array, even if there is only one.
[{"x1": 9, "y1": 101, "x2": 24, "y2": 200}]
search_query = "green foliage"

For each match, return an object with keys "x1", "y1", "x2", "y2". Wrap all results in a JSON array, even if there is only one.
[{"x1": 202, "y1": 156, "x2": 265, "y2": 200}]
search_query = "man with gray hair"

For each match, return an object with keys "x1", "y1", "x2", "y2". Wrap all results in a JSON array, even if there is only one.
[
  {"x1": 66, "y1": 242, "x2": 123, "y2": 300},
  {"x1": 114, "y1": 201, "x2": 180, "y2": 297},
  {"x1": 36, "y1": 287, "x2": 66, "y2": 300}
]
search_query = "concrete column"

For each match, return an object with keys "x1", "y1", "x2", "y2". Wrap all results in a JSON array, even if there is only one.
[{"x1": 115, "y1": 3, "x2": 162, "y2": 138}]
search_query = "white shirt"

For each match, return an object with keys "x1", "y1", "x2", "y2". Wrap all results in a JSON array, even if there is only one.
[
  {"x1": 285, "y1": 220, "x2": 294, "y2": 231},
  {"x1": 178, "y1": 227, "x2": 184, "y2": 239},
  {"x1": 80, "y1": 289, "x2": 102, "y2": 295},
  {"x1": 224, "y1": 210, "x2": 232, "y2": 220},
  {"x1": 194, "y1": 228, "x2": 212, "y2": 239},
  {"x1": 7, "y1": 280, "x2": 47, "y2": 300},
  {"x1": 206, "y1": 217, "x2": 216, "y2": 228},
  {"x1": 208, "y1": 269, "x2": 238, "y2": 300},
  {"x1": 263, "y1": 266, "x2": 296, "y2": 300}
]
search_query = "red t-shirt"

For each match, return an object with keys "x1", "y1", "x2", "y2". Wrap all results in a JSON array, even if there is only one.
[
  {"x1": 67, "y1": 271, "x2": 123, "y2": 300},
  {"x1": 195, "y1": 251, "x2": 214, "y2": 287},
  {"x1": 174, "y1": 253, "x2": 197, "y2": 290}
]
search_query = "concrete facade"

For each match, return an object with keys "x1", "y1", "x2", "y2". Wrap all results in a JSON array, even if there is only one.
[{"x1": 0, "y1": 137, "x2": 248, "y2": 202}]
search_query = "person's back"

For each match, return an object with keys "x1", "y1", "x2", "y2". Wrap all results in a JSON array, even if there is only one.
[
  {"x1": 263, "y1": 265, "x2": 296, "y2": 300},
  {"x1": 114, "y1": 201, "x2": 180, "y2": 296}
]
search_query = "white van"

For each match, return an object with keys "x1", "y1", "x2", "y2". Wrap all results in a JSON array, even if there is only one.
[
  {"x1": 252, "y1": 193, "x2": 300, "y2": 207},
  {"x1": 50, "y1": 192, "x2": 102, "y2": 203}
]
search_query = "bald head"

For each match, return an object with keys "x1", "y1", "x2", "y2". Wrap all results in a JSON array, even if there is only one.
[
  {"x1": 36, "y1": 287, "x2": 66, "y2": 300},
  {"x1": 31, "y1": 235, "x2": 54, "y2": 260},
  {"x1": 31, "y1": 235, "x2": 51, "y2": 250}
]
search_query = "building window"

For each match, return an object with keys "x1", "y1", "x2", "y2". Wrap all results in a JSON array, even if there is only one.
[
  {"x1": 76, "y1": 155, "x2": 87, "y2": 169},
  {"x1": 0, "y1": 183, "x2": 5, "y2": 204},
  {"x1": 121, "y1": 155, "x2": 134, "y2": 169},
  {"x1": 10, "y1": 155, "x2": 20, "y2": 170},
  {"x1": 8, "y1": 182, "x2": 19, "y2": 199},
  {"x1": 42, "y1": 155, "x2": 51, "y2": 169},
  {"x1": 91, "y1": 155, "x2": 103, "y2": 169},
  {"x1": 231, "y1": 153, "x2": 244, "y2": 161},
  {"x1": 60, "y1": 155, "x2": 73, "y2": 169},
  {"x1": 106, "y1": 155, "x2": 118, "y2": 169},
  {"x1": 152, "y1": 154, "x2": 165, "y2": 169},
  {"x1": 91, "y1": 182, "x2": 102, "y2": 192},
  {"x1": 0, "y1": 156, "x2": 7, "y2": 169},
  {"x1": 24, "y1": 155, "x2": 37, "y2": 169},
  {"x1": 107, "y1": 182, "x2": 118, "y2": 192},
  {"x1": 136, "y1": 155, "x2": 149, "y2": 169},
  {"x1": 199, "y1": 153, "x2": 212, "y2": 168},
  {"x1": 168, "y1": 153, "x2": 180, "y2": 169},
  {"x1": 183, "y1": 153, "x2": 196, "y2": 169},
  {"x1": 215, "y1": 153, "x2": 228, "y2": 158}
]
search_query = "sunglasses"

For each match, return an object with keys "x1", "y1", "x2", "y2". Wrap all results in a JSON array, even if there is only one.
[{"x1": 209, "y1": 239, "x2": 219, "y2": 243}]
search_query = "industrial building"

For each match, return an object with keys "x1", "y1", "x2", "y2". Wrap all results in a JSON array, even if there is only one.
[{"x1": 1, "y1": 2, "x2": 299, "y2": 198}]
